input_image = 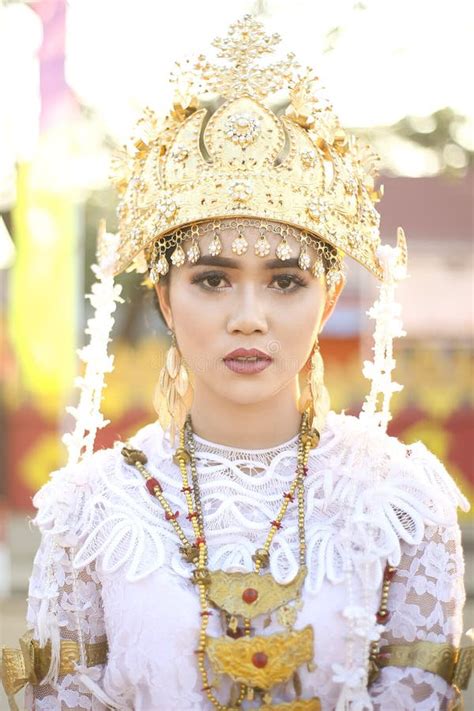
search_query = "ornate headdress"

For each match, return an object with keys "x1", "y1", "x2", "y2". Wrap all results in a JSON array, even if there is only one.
[{"x1": 107, "y1": 14, "x2": 406, "y2": 285}]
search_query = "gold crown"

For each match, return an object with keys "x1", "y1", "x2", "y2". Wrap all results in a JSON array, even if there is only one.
[{"x1": 110, "y1": 15, "x2": 407, "y2": 280}]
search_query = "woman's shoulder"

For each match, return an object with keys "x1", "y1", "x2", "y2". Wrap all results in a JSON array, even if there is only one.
[
  {"x1": 31, "y1": 420, "x2": 167, "y2": 523},
  {"x1": 30, "y1": 419, "x2": 176, "y2": 577},
  {"x1": 320, "y1": 410, "x2": 470, "y2": 523},
  {"x1": 306, "y1": 411, "x2": 470, "y2": 582},
  {"x1": 31, "y1": 443, "x2": 118, "y2": 544}
]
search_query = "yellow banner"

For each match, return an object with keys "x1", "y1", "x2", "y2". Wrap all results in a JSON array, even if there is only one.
[{"x1": 9, "y1": 163, "x2": 77, "y2": 418}]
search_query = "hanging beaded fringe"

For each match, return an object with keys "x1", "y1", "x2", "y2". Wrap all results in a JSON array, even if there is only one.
[
  {"x1": 297, "y1": 341, "x2": 330, "y2": 436},
  {"x1": 153, "y1": 332, "x2": 193, "y2": 448}
]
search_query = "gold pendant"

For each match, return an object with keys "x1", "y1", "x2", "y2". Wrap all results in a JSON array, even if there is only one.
[
  {"x1": 207, "y1": 567, "x2": 307, "y2": 619},
  {"x1": 206, "y1": 626, "x2": 314, "y2": 688}
]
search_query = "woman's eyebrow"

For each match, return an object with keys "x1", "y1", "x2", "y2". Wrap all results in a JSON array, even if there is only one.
[{"x1": 190, "y1": 255, "x2": 301, "y2": 269}]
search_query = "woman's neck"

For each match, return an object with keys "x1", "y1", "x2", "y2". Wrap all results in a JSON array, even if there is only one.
[{"x1": 188, "y1": 381, "x2": 303, "y2": 450}]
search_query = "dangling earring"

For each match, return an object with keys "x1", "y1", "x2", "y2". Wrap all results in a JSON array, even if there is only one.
[
  {"x1": 153, "y1": 329, "x2": 193, "y2": 447},
  {"x1": 297, "y1": 339, "x2": 330, "y2": 437}
]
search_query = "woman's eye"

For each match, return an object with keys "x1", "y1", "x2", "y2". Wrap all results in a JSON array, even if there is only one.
[
  {"x1": 205, "y1": 275, "x2": 226, "y2": 289},
  {"x1": 272, "y1": 275, "x2": 305, "y2": 292},
  {"x1": 192, "y1": 272, "x2": 228, "y2": 291}
]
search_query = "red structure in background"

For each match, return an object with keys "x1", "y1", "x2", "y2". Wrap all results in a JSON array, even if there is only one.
[{"x1": 5, "y1": 335, "x2": 473, "y2": 512}]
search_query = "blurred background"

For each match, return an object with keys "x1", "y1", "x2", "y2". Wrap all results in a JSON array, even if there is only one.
[{"x1": 0, "y1": 0, "x2": 473, "y2": 707}]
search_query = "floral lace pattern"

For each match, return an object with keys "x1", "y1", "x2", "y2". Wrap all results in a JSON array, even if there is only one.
[{"x1": 23, "y1": 412, "x2": 469, "y2": 710}]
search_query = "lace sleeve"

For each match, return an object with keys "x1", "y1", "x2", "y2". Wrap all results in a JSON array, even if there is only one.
[
  {"x1": 369, "y1": 522, "x2": 466, "y2": 710},
  {"x1": 23, "y1": 532, "x2": 109, "y2": 710}
]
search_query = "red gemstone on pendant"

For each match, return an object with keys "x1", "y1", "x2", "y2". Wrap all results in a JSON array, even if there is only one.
[
  {"x1": 376, "y1": 610, "x2": 390, "y2": 624},
  {"x1": 242, "y1": 587, "x2": 259, "y2": 604},
  {"x1": 383, "y1": 566, "x2": 396, "y2": 581},
  {"x1": 146, "y1": 477, "x2": 161, "y2": 495},
  {"x1": 252, "y1": 652, "x2": 268, "y2": 668}
]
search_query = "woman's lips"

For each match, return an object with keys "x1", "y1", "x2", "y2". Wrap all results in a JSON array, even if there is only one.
[
  {"x1": 223, "y1": 347, "x2": 273, "y2": 374},
  {"x1": 223, "y1": 357, "x2": 272, "y2": 374}
]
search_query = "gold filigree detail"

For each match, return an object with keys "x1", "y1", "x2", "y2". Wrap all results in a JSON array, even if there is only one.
[
  {"x1": 206, "y1": 626, "x2": 314, "y2": 688},
  {"x1": 1, "y1": 630, "x2": 108, "y2": 699},
  {"x1": 194, "y1": 15, "x2": 299, "y2": 100},
  {"x1": 453, "y1": 646, "x2": 474, "y2": 690},
  {"x1": 376, "y1": 641, "x2": 473, "y2": 688},
  {"x1": 207, "y1": 567, "x2": 307, "y2": 619}
]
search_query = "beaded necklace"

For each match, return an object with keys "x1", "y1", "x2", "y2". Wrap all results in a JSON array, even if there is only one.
[{"x1": 122, "y1": 411, "x2": 321, "y2": 710}]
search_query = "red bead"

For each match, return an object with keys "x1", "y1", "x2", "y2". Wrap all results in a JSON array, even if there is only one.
[
  {"x1": 242, "y1": 587, "x2": 259, "y2": 604},
  {"x1": 303, "y1": 465, "x2": 309, "y2": 476},
  {"x1": 200, "y1": 610, "x2": 212, "y2": 617},
  {"x1": 186, "y1": 511, "x2": 198, "y2": 520},
  {"x1": 146, "y1": 477, "x2": 161, "y2": 495},
  {"x1": 383, "y1": 566, "x2": 396, "y2": 581},
  {"x1": 252, "y1": 652, "x2": 268, "y2": 668},
  {"x1": 283, "y1": 492, "x2": 294, "y2": 502},
  {"x1": 181, "y1": 485, "x2": 192, "y2": 493},
  {"x1": 165, "y1": 510, "x2": 179, "y2": 521},
  {"x1": 271, "y1": 520, "x2": 282, "y2": 529},
  {"x1": 376, "y1": 610, "x2": 390, "y2": 624},
  {"x1": 195, "y1": 536, "x2": 206, "y2": 546}
]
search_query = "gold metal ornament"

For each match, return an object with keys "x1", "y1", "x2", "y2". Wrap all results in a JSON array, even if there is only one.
[
  {"x1": 207, "y1": 567, "x2": 307, "y2": 619},
  {"x1": 110, "y1": 15, "x2": 407, "y2": 282},
  {"x1": 205, "y1": 626, "x2": 314, "y2": 688},
  {"x1": 275, "y1": 236, "x2": 293, "y2": 261},
  {"x1": 208, "y1": 229, "x2": 223, "y2": 256},
  {"x1": 255, "y1": 228, "x2": 271, "y2": 257},
  {"x1": 146, "y1": 218, "x2": 345, "y2": 294},
  {"x1": 231, "y1": 228, "x2": 249, "y2": 255},
  {"x1": 153, "y1": 331, "x2": 193, "y2": 446},
  {"x1": 298, "y1": 340, "x2": 330, "y2": 434}
]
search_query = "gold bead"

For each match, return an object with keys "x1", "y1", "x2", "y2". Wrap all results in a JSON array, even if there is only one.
[{"x1": 173, "y1": 448, "x2": 191, "y2": 465}]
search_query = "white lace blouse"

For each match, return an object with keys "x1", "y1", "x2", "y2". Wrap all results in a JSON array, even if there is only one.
[{"x1": 23, "y1": 411, "x2": 469, "y2": 710}]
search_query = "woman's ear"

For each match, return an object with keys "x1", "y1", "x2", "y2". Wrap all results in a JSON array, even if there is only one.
[
  {"x1": 319, "y1": 274, "x2": 345, "y2": 333},
  {"x1": 154, "y1": 283, "x2": 173, "y2": 331}
]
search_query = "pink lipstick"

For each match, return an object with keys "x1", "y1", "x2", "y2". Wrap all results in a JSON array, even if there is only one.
[{"x1": 223, "y1": 348, "x2": 273, "y2": 375}]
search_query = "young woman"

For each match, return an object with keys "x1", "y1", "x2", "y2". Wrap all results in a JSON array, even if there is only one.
[{"x1": 2, "y1": 15, "x2": 472, "y2": 711}]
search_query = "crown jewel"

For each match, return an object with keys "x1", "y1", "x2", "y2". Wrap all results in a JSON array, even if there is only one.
[
  {"x1": 110, "y1": 14, "x2": 407, "y2": 280},
  {"x1": 193, "y1": 15, "x2": 299, "y2": 100}
]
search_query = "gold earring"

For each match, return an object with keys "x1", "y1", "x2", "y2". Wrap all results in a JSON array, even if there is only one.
[
  {"x1": 153, "y1": 330, "x2": 193, "y2": 447},
  {"x1": 297, "y1": 339, "x2": 330, "y2": 436}
]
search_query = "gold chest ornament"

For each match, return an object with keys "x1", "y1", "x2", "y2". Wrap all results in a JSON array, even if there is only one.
[{"x1": 122, "y1": 411, "x2": 321, "y2": 709}]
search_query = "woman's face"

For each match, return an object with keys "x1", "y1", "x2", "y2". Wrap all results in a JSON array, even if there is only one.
[{"x1": 155, "y1": 222, "x2": 343, "y2": 408}]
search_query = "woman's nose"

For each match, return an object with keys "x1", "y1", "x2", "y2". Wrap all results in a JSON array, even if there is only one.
[{"x1": 226, "y1": 285, "x2": 269, "y2": 335}]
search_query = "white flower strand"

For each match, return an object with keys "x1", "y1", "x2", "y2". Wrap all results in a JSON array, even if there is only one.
[
  {"x1": 62, "y1": 226, "x2": 123, "y2": 466},
  {"x1": 360, "y1": 241, "x2": 407, "y2": 432},
  {"x1": 334, "y1": 533, "x2": 360, "y2": 710},
  {"x1": 333, "y1": 531, "x2": 386, "y2": 711}
]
